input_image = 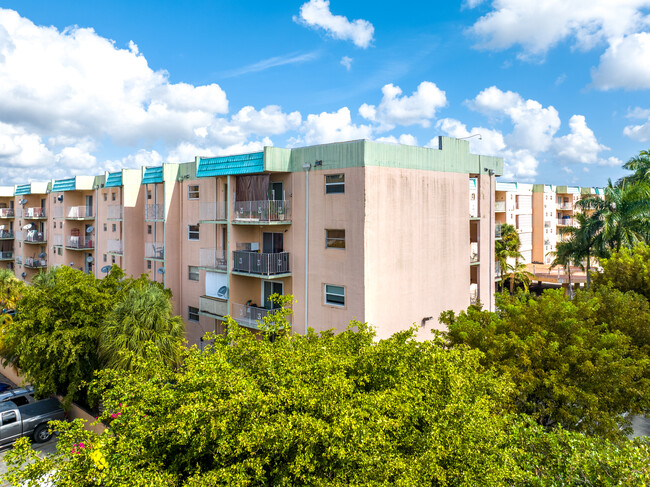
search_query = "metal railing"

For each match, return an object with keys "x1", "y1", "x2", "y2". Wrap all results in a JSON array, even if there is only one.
[
  {"x1": 0, "y1": 252, "x2": 13, "y2": 260},
  {"x1": 66, "y1": 236, "x2": 94, "y2": 249},
  {"x1": 557, "y1": 202, "x2": 573, "y2": 210},
  {"x1": 231, "y1": 303, "x2": 291, "y2": 329},
  {"x1": 232, "y1": 251, "x2": 290, "y2": 276},
  {"x1": 200, "y1": 248, "x2": 227, "y2": 271},
  {"x1": 24, "y1": 257, "x2": 46, "y2": 268},
  {"x1": 470, "y1": 242, "x2": 479, "y2": 263},
  {"x1": 495, "y1": 201, "x2": 506, "y2": 212},
  {"x1": 557, "y1": 218, "x2": 575, "y2": 226},
  {"x1": 66, "y1": 206, "x2": 93, "y2": 219},
  {"x1": 234, "y1": 200, "x2": 291, "y2": 223},
  {"x1": 23, "y1": 230, "x2": 46, "y2": 243},
  {"x1": 470, "y1": 289, "x2": 478, "y2": 305},
  {"x1": 107, "y1": 239, "x2": 123, "y2": 254},
  {"x1": 23, "y1": 207, "x2": 46, "y2": 218},
  {"x1": 199, "y1": 202, "x2": 227, "y2": 222},
  {"x1": 144, "y1": 243, "x2": 165, "y2": 260},
  {"x1": 0, "y1": 230, "x2": 13, "y2": 239},
  {"x1": 199, "y1": 295, "x2": 228, "y2": 317},
  {"x1": 107, "y1": 205, "x2": 123, "y2": 220},
  {"x1": 145, "y1": 204, "x2": 164, "y2": 221},
  {"x1": 0, "y1": 208, "x2": 14, "y2": 218}
]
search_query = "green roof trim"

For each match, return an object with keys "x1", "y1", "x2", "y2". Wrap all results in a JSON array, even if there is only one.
[
  {"x1": 197, "y1": 152, "x2": 264, "y2": 178},
  {"x1": 15, "y1": 184, "x2": 31, "y2": 195},
  {"x1": 105, "y1": 172, "x2": 123, "y2": 188},
  {"x1": 142, "y1": 167, "x2": 163, "y2": 185},
  {"x1": 52, "y1": 177, "x2": 76, "y2": 192}
]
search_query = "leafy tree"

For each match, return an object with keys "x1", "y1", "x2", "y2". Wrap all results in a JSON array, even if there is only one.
[
  {"x1": 591, "y1": 243, "x2": 650, "y2": 302},
  {"x1": 548, "y1": 240, "x2": 582, "y2": 297},
  {"x1": 99, "y1": 282, "x2": 184, "y2": 372},
  {"x1": 556, "y1": 212, "x2": 602, "y2": 289},
  {"x1": 505, "y1": 260, "x2": 535, "y2": 293},
  {"x1": 495, "y1": 223, "x2": 521, "y2": 291},
  {"x1": 0, "y1": 268, "x2": 23, "y2": 313},
  {"x1": 441, "y1": 289, "x2": 650, "y2": 440},
  {"x1": 618, "y1": 148, "x2": 650, "y2": 186}
]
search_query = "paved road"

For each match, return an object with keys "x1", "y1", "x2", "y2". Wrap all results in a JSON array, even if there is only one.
[{"x1": 0, "y1": 436, "x2": 58, "y2": 486}]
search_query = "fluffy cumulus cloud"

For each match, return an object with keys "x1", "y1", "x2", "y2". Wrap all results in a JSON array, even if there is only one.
[
  {"x1": 467, "y1": 0, "x2": 650, "y2": 90},
  {"x1": 552, "y1": 115, "x2": 608, "y2": 164},
  {"x1": 294, "y1": 0, "x2": 374, "y2": 48},
  {"x1": 374, "y1": 134, "x2": 418, "y2": 145},
  {"x1": 299, "y1": 107, "x2": 373, "y2": 145},
  {"x1": 623, "y1": 106, "x2": 650, "y2": 142},
  {"x1": 359, "y1": 82, "x2": 447, "y2": 131}
]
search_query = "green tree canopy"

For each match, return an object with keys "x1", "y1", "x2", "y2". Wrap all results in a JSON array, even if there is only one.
[{"x1": 592, "y1": 243, "x2": 650, "y2": 302}]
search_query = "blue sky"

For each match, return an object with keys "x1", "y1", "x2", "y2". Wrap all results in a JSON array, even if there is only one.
[{"x1": 0, "y1": 1, "x2": 649, "y2": 186}]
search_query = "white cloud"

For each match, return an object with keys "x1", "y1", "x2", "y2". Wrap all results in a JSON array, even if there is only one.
[
  {"x1": 552, "y1": 115, "x2": 608, "y2": 164},
  {"x1": 231, "y1": 106, "x2": 302, "y2": 136},
  {"x1": 591, "y1": 33, "x2": 650, "y2": 90},
  {"x1": 468, "y1": 0, "x2": 650, "y2": 56},
  {"x1": 359, "y1": 82, "x2": 447, "y2": 131},
  {"x1": 166, "y1": 139, "x2": 273, "y2": 164},
  {"x1": 300, "y1": 107, "x2": 373, "y2": 145},
  {"x1": 623, "y1": 105, "x2": 650, "y2": 141},
  {"x1": 435, "y1": 118, "x2": 506, "y2": 156},
  {"x1": 223, "y1": 51, "x2": 320, "y2": 78},
  {"x1": 374, "y1": 134, "x2": 418, "y2": 145},
  {"x1": 294, "y1": 0, "x2": 374, "y2": 48},
  {"x1": 340, "y1": 55, "x2": 353, "y2": 70}
]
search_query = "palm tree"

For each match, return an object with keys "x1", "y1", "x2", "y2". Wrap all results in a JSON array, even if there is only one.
[
  {"x1": 618, "y1": 149, "x2": 650, "y2": 186},
  {"x1": 495, "y1": 223, "x2": 520, "y2": 291},
  {"x1": 99, "y1": 283, "x2": 185, "y2": 372},
  {"x1": 548, "y1": 240, "x2": 583, "y2": 297},
  {"x1": 556, "y1": 212, "x2": 602, "y2": 288}
]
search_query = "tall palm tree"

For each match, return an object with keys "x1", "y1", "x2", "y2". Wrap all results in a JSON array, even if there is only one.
[
  {"x1": 548, "y1": 239, "x2": 583, "y2": 297},
  {"x1": 618, "y1": 149, "x2": 650, "y2": 186},
  {"x1": 556, "y1": 212, "x2": 602, "y2": 288},
  {"x1": 99, "y1": 283, "x2": 185, "y2": 372},
  {"x1": 495, "y1": 223, "x2": 520, "y2": 291}
]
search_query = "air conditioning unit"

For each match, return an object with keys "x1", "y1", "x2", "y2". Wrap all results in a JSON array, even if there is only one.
[{"x1": 238, "y1": 242, "x2": 259, "y2": 252}]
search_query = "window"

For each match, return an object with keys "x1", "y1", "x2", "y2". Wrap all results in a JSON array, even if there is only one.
[
  {"x1": 326, "y1": 229, "x2": 345, "y2": 249},
  {"x1": 188, "y1": 185, "x2": 200, "y2": 200},
  {"x1": 324, "y1": 284, "x2": 345, "y2": 307},
  {"x1": 57, "y1": 248, "x2": 62, "y2": 256},
  {"x1": 112, "y1": 256, "x2": 116, "y2": 264},
  {"x1": 325, "y1": 174, "x2": 345, "y2": 194},
  {"x1": 103, "y1": 193, "x2": 107, "y2": 201},
  {"x1": 111, "y1": 192, "x2": 116, "y2": 201},
  {"x1": 147, "y1": 190, "x2": 152, "y2": 200},
  {"x1": 2, "y1": 411, "x2": 17, "y2": 425},
  {"x1": 147, "y1": 225, "x2": 152, "y2": 235},
  {"x1": 188, "y1": 266, "x2": 199, "y2": 281},
  {"x1": 112, "y1": 224, "x2": 116, "y2": 232},
  {"x1": 188, "y1": 224, "x2": 200, "y2": 241},
  {"x1": 147, "y1": 260, "x2": 152, "y2": 270},
  {"x1": 188, "y1": 306, "x2": 199, "y2": 322},
  {"x1": 103, "y1": 223, "x2": 107, "y2": 232},
  {"x1": 103, "y1": 254, "x2": 107, "y2": 263}
]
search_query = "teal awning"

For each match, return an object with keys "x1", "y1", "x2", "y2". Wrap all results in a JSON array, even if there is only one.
[
  {"x1": 15, "y1": 184, "x2": 31, "y2": 195},
  {"x1": 105, "y1": 172, "x2": 123, "y2": 188},
  {"x1": 52, "y1": 177, "x2": 76, "y2": 192},
  {"x1": 142, "y1": 167, "x2": 163, "y2": 185},
  {"x1": 197, "y1": 152, "x2": 264, "y2": 178}
]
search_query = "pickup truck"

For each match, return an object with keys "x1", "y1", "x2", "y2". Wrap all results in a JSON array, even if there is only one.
[{"x1": 0, "y1": 397, "x2": 65, "y2": 446}]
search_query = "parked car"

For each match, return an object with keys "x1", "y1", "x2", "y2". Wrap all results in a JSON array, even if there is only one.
[
  {"x1": 0, "y1": 397, "x2": 65, "y2": 446},
  {"x1": 0, "y1": 383, "x2": 11, "y2": 392},
  {"x1": 0, "y1": 385, "x2": 36, "y2": 407}
]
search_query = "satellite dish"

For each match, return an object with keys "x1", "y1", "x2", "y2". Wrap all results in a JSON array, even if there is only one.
[
  {"x1": 69, "y1": 262, "x2": 75, "y2": 267},
  {"x1": 57, "y1": 195, "x2": 63, "y2": 202},
  {"x1": 22, "y1": 224, "x2": 33, "y2": 230},
  {"x1": 86, "y1": 256, "x2": 94, "y2": 263},
  {"x1": 38, "y1": 252, "x2": 47, "y2": 259},
  {"x1": 19, "y1": 199, "x2": 27, "y2": 205},
  {"x1": 157, "y1": 267, "x2": 165, "y2": 275},
  {"x1": 20, "y1": 272, "x2": 26, "y2": 278},
  {"x1": 101, "y1": 265, "x2": 111, "y2": 273},
  {"x1": 86, "y1": 226, "x2": 94, "y2": 234}
]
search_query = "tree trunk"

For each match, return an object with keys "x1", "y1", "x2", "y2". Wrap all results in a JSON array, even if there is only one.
[{"x1": 585, "y1": 249, "x2": 591, "y2": 289}]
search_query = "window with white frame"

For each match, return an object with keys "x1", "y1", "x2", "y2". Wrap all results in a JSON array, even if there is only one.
[
  {"x1": 188, "y1": 224, "x2": 200, "y2": 241},
  {"x1": 188, "y1": 266, "x2": 199, "y2": 281},
  {"x1": 188, "y1": 185, "x2": 200, "y2": 200},
  {"x1": 326, "y1": 229, "x2": 345, "y2": 249},
  {"x1": 324, "y1": 284, "x2": 345, "y2": 307},
  {"x1": 188, "y1": 306, "x2": 199, "y2": 322},
  {"x1": 325, "y1": 174, "x2": 345, "y2": 194}
]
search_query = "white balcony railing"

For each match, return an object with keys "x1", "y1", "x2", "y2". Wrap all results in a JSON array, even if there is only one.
[
  {"x1": 495, "y1": 201, "x2": 506, "y2": 212},
  {"x1": 200, "y1": 248, "x2": 227, "y2": 271},
  {"x1": 0, "y1": 208, "x2": 14, "y2": 218},
  {"x1": 145, "y1": 204, "x2": 164, "y2": 221},
  {"x1": 24, "y1": 257, "x2": 46, "y2": 268},
  {"x1": 23, "y1": 207, "x2": 46, "y2": 219},
  {"x1": 66, "y1": 206, "x2": 94, "y2": 219},
  {"x1": 199, "y1": 295, "x2": 228, "y2": 318},
  {"x1": 144, "y1": 243, "x2": 165, "y2": 260},
  {"x1": 0, "y1": 251, "x2": 13, "y2": 260},
  {"x1": 232, "y1": 251, "x2": 290, "y2": 276},
  {"x1": 469, "y1": 202, "x2": 478, "y2": 218},
  {"x1": 0, "y1": 230, "x2": 13, "y2": 239},
  {"x1": 66, "y1": 236, "x2": 94, "y2": 250},
  {"x1": 199, "y1": 202, "x2": 227, "y2": 222},
  {"x1": 557, "y1": 202, "x2": 573, "y2": 210},
  {"x1": 231, "y1": 303, "x2": 290, "y2": 330},
  {"x1": 23, "y1": 230, "x2": 46, "y2": 243},
  {"x1": 107, "y1": 239, "x2": 123, "y2": 254},
  {"x1": 234, "y1": 200, "x2": 291, "y2": 223},
  {"x1": 470, "y1": 242, "x2": 479, "y2": 263},
  {"x1": 107, "y1": 205, "x2": 123, "y2": 220},
  {"x1": 557, "y1": 218, "x2": 575, "y2": 227}
]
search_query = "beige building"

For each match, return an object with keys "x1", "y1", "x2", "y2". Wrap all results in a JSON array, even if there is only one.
[
  {"x1": 3, "y1": 138, "x2": 504, "y2": 343},
  {"x1": 495, "y1": 181, "x2": 533, "y2": 264}
]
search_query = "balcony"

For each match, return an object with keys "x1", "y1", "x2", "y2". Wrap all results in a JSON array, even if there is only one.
[
  {"x1": 0, "y1": 230, "x2": 13, "y2": 240},
  {"x1": 200, "y1": 248, "x2": 227, "y2": 272},
  {"x1": 469, "y1": 201, "x2": 478, "y2": 219},
  {"x1": 232, "y1": 251, "x2": 290, "y2": 277},
  {"x1": 144, "y1": 243, "x2": 165, "y2": 260},
  {"x1": 24, "y1": 257, "x2": 46, "y2": 269},
  {"x1": 24, "y1": 230, "x2": 46, "y2": 244},
  {"x1": 199, "y1": 295, "x2": 228, "y2": 318},
  {"x1": 66, "y1": 236, "x2": 94, "y2": 250},
  {"x1": 470, "y1": 288, "x2": 478, "y2": 305},
  {"x1": 145, "y1": 204, "x2": 164, "y2": 221},
  {"x1": 557, "y1": 218, "x2": 575, "y2": 227},
  {"x1": 234, "y1": 200, "x2": 291, "y2": 224},
  {"x1": 66, "y1": 206, "x2": 94, "y2": 220},
  {"x1": 107, "y1": 239, "x2": 123, "y2": 255},
  {"x1": 495, "y1": 224, "x2": 502, "y2": 239},
  {"x1": 557, "y1": 202, "x2": 573, "y2": 210},
  {"x1": 199, "y1": 202, "x2": 227, "y2": 223},
  {"x1": 470, "y1": 242, "x2": 479, "y2": 264},
  {"x1": 495, "y1": 201, "x2": 506, "y2": 212},
  {"x1": 231, "y1": 303, "x2": 290, "y2": 330},
  {"x1": 0, "y1": 208, "x2": 14, "y2": 218},
  {"x1": 0, "y1": 252, "x2": 13, "y2": 261},
  {"x1": 107, "y1": 205, "x2": 123, "y2": 220},
  {"x1": 23, "y1": 207, "x2": 46, "y2": 219}
]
